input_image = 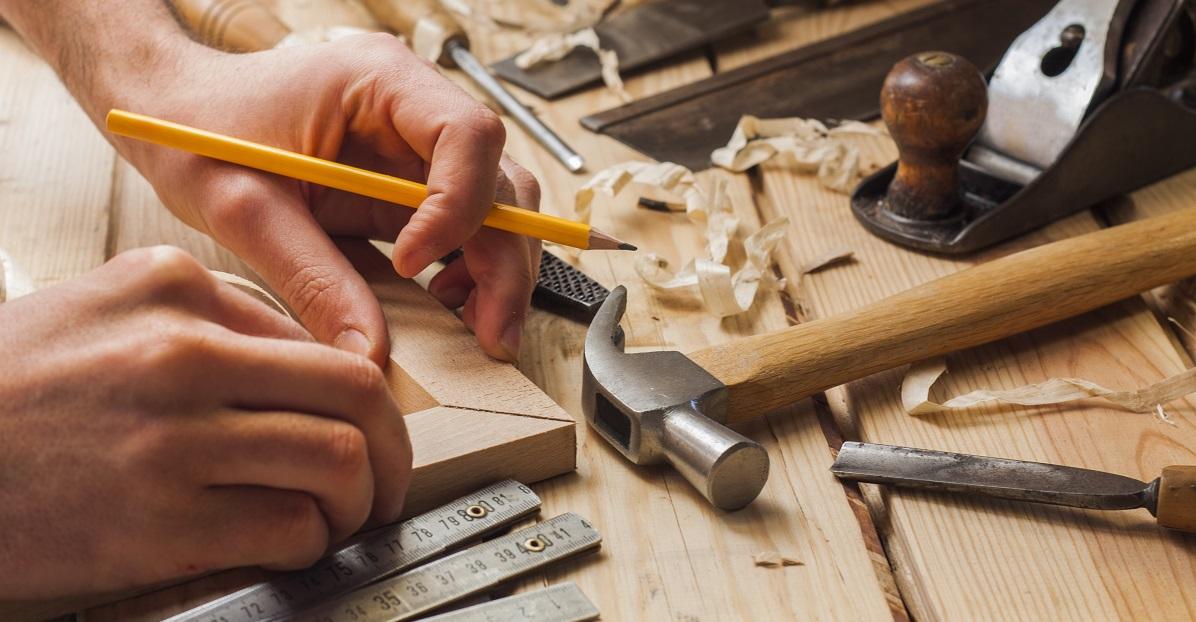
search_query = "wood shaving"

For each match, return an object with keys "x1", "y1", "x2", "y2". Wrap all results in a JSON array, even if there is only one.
[
  {"x1": 514, "y1": 27, "x2": 629, "y2": 102},
  {"x1": 211, "y1": 271, "x2": 292, "y2": 319},
  {"x1": 445, "y1": 0, "x2": 610, "y2": 34},
  {"x1": 574, "y1": 161, "x2": 700, "y2": 224},
  {"x1": 752, "y1": 551, "x2": 803, "y2": 567},
  {"x1": 277, "y1": 25, "x2": 375, "y2": 48},
  {"x1": 902, "y1": 357, "x2": 1196, "y2": 422},
  {"x1": 711, "y1": 115, "x2": 889, "y2": 193},
  {"x1": 799, "y1": 248, "x2": 855, "y2": 275}
]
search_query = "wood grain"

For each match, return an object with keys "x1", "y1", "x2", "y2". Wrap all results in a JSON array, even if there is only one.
[
  {"x1": 690, "y1": 207, "x2": 1196, "y2": 424},
  {"x1": 0, "y1": 11, "x2": 574, "y2": 619},
  {"x1": 1158, "y1": 466, "x2": 1196, "y2": 533}
]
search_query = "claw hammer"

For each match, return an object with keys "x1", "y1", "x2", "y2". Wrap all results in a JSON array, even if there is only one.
[{"x1": 583, "y1": 206, "x2": 1196, "y2": 510}]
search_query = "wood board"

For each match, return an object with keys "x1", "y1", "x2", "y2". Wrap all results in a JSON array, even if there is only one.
[
  {"x1": 0, "y1": 24, "x2": 574, "y2": 621},
  {"x1": 711, "y1": 7, "x2": 1196, "y2": 620},
  {"x1": 10, "y1": 0, "x2": 1195, "y2": 619}
]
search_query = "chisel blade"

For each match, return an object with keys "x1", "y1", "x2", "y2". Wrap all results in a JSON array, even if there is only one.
[{"x1": 832, "y1": 442, "x2": 1153, "y2": 511}]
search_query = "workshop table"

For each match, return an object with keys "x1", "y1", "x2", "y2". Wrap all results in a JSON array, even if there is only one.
[{"x1": 2, "y1": 1, "x2": 1195, "y2": 620}]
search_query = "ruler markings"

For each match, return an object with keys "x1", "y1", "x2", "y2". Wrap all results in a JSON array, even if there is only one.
[
  {"x1": 168, "y1": 480, "x2": 541, "y2": 622},
  {"x1": 419, "y1": 583, "x2": 599, "y2": 622},
  {"x1": 288, "y1": 513, "x2": 602, "y2": 622}
]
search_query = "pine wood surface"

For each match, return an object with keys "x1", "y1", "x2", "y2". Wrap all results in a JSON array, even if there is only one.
[
  {"x1": 5, "y1": 0, "x2": 1195, "y2": 620},
  {"x1": 714, "y1": 8, "x2": 1196, "y2": 620}
]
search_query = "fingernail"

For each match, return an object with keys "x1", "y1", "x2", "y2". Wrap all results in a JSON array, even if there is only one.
[
  {"x1": 499, "y1": 322, "x2": 522, "y2": 362},
  {"x1": 334, "y1": 328, "x2": 372, "y2": 357},
  {"x1": 397, "y1": 247, "x2": 437, "y2": 278}
]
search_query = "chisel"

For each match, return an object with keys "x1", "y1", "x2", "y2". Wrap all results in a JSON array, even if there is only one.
[
  {"x1": 359, "y1": 0, "x2": 585, "y2": 172},
  {"x1": 832, "y1": 442, "x2": 1196, "y2": 533}
]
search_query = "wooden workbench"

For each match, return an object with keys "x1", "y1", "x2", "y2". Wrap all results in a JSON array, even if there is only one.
[{"x1": 2, "y1": 1, "x2": 1194, "y2": 619}]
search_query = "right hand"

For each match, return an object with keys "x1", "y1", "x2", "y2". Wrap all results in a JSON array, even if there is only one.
[{"x1": 0, "y1": 246, "x2": 412, "y2": 599}]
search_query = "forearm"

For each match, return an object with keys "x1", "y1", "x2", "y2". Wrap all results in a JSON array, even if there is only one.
[{"x1": 0, "y1": 0, "x2": 208, "y2": 124}]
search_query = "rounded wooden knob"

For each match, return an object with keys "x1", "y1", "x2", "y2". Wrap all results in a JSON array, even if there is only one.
[{"x1": 881, "y1": 51, "x2": 987, "y2": 221}]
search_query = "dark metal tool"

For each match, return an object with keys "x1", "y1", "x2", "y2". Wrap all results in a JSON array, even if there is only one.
[
  {"x1": 442, "y1": 249, "x2": 609, "y2": 321},
  {"x1": 580, "y1": 205, "x2": 1196, "y2": 510},
  {"x1": 579, "y1": 0, "x2": 1051, "y2": 171},
  {"x1": 852, "y1": 0, "x2": 1196, "y2": 253},
  {"x1": 832, "y1": 442, "x2": 1196, "y2": 533},
  {"x1": 491, "y1": 0, "x2": 776, "y2": 100}
]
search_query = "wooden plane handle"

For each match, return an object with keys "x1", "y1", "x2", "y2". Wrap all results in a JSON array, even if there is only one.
[
  {"x1": 1157, "y1": 466, "x2": 1196, "y2": 533},
  {"x1": 170, "y1": 0, "x2": 290, "y2": 52},
  {"x1": 359, "y1": 0, "x2": 465, "y2": 66},
  {"x1": 690, "y1": 207, "x2": 1196, "y2": 424}
]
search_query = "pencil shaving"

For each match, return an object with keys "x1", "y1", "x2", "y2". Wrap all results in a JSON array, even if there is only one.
[
  {"x1": 711, "y1": 115, "x2": 889, "y2": 193},
  {"x1": 902, "y1": 357, "x2": 1196, "y2": 420},
  {"x1": 515, "y1": 28, "x2": 630, "y2": 102}
]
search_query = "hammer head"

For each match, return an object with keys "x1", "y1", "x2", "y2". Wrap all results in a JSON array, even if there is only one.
[{"x1": 582, "y1": 286, "x2": 769, "y2": 510}]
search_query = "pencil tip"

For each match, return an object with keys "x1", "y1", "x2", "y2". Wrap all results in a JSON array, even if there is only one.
[{"x1": 618, "y1": 243, "x2": 638, "y2": 251}]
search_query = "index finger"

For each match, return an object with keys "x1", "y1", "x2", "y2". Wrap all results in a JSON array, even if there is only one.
[{"x1": 375, "y1": 57, "x2": 507, "y2": 277}]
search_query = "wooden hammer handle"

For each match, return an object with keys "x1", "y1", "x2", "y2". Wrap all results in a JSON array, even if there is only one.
[
  {"x1": 690, "y1": 208, "x2": 1196, "y2": 424},
  {"x1": 170, "y1": 0, "x2": 290, "y2": 52},
  {"x1": 359, "y1": 0, "x2": 465, "y2": 66}
]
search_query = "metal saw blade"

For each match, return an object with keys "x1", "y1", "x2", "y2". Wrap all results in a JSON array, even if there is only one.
[
  {"x1": 491, "y1": 0, "x2": 771, "y2": 100},
  {"x1": 580, "y1": 0, "x2": 1052, "y2": 171}
]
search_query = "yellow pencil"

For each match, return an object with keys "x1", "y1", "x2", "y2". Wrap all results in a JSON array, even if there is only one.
[{"x1": 105, "y1": 109, "x2": 634, "y2": 251}]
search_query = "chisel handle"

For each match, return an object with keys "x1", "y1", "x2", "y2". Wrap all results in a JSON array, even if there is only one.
[
  {"x1": 359, "y1": 0, "x2": 466, "y2": 66},
  {"x1": 690, "y1": 207, "x2": 1196, "y2": 424},
  {"x1": 1157, "y1": 466, "x2": 1196, "y2": 533},
  {"x1": 170, "y1": 0, "x2": 290, "y2": 51}
]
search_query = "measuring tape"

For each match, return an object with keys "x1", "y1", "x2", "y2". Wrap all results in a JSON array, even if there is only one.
[
  {"x1": 170, "y1": 480, "x2": 541, "y2": 622},
  {"x1": 420, "y1": 583, "x2": 599, "y2": 622},
  {"x1": 289, "y1": 513, "x2": 602, "y2": 622}
]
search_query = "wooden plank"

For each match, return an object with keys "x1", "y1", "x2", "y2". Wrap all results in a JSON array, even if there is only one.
[
  {"x1": 458, "y1": 6, "x2": 902, "y2": 621},
  {"x1": 0, "y1": 9, "x2": 574, "y2": 618},
  {"x1": 0, "y1": 28, "x2": 113, "y2": 288},
  {"x1": 740, "y1": 13, "x2": 1196, "y2": 619}
]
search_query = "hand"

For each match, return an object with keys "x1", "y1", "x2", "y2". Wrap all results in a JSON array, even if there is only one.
[
  {"x1": 0, "y1": 247, "x2": 412, "y2": 599},
  {"x1": 115, "y1": 34, "x2": 542, "y2": 364}
]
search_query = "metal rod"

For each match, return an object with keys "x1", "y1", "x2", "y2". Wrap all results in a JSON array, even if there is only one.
[{"x1": 448, "y1": 42, "x2": 585, "y2": 173}]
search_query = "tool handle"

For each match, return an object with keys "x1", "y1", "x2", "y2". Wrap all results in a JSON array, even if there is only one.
[
  {"x1": 359, "y1": 0, "x2": 465, "y2": 66},
  {"x1": 1157, "y1": 466, "x2": 1196, "y2": 533},
  {"x1": 690, "y1": 208, "x2": 1196, "y2": 424},
  {"x1": 170, "y1": 0, "x2": 291, "y2": 52}
]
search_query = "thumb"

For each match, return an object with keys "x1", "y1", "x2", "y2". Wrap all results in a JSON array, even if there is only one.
[{"x1": 202, "y1": 170, "x2": 390, "y2": 365}]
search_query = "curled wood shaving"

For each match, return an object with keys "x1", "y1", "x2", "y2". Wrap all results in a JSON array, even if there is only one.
[
  {"x1": 752, "y1": 551, "x2": 803, "y2": 567},
  {"x1": 711, "y1": 115, "x2": 889, "y2": 193},
  {"x1": 277, "y1": 25, "x2": 374, "y2": 48},
  {"x1": 514, "y1": 28, "x2": 629, "y2": 102},
  {"x1": 211, "y1": 271, "x2": 292, "y2": 319},
  {"x1": 902, "y1": 357, "x2": 1196, "y2": 422},
  {"x1": 445, "y1": 0, "x2": 609, "y2": 34},
  {"x1": 574, "y1": 161, "x2": 700, "y2": 224}
]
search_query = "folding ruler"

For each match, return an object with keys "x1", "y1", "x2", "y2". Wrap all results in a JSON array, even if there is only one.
[{"x1": 168, "y1": 481, "x2": 601, "y2": 622}]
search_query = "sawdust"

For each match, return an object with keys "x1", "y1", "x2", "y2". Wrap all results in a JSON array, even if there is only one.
[
  {"x1": 902, "y1": 357, "x2": 1196, "y2": 423},
  {"x1": 752, "y1": 551, "x2": 803, "y2": 567},
  {"x1": 711, "y1": 115, "x2": 890, "y2": 193}
]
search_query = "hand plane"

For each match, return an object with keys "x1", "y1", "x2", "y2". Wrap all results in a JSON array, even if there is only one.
[{"x1": 851, "y1": 0, "x2": 1196, "y2": 253}]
